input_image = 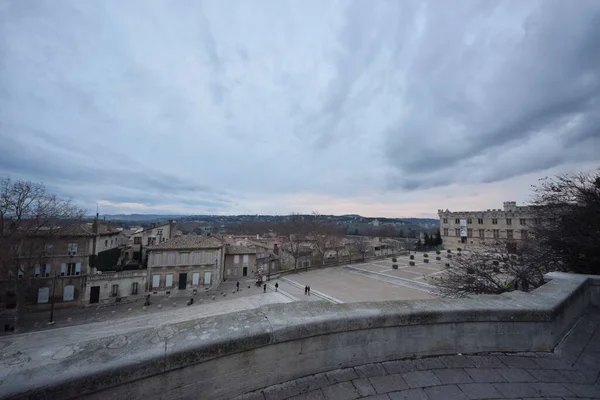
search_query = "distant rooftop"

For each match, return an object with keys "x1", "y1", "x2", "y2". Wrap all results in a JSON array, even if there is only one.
[{"x1": 148, "y1": 235, "x2": 222, "y2": 250}]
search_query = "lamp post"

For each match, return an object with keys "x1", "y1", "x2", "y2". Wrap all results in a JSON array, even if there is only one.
[{"x1": 48, "y1": 271, "x2": 57, "y2": 325}]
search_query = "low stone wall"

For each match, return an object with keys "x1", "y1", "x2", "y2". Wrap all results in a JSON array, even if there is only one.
[{"x1": 1, "y1": 272, "x2": 599, "y2": 400}]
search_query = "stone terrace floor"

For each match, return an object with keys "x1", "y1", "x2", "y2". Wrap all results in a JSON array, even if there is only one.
[{"x1": 236, "y1": 307, "x2": 600, "y2": 400}]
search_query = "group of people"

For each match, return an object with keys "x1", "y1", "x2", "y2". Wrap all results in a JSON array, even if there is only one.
[
  {"x1": 262, "y1": 282, "x2": 279, "y2": 293},
  {"x1": 304, "y1": 285, "x2": 311, "y2": 295}
]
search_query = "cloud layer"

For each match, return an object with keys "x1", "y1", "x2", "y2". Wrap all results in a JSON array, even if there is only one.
[{"x1": 1, "y1": 0, "x2": 599, "y2": 217}]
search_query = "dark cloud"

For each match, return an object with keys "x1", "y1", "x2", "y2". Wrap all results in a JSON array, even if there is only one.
[{"x1": 1, "y1": 0, "x2": 599, "y2": 215}]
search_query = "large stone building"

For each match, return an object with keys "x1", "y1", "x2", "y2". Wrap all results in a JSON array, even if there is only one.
[
  {"x1": 146, "y1": 236, "x2": 224, "y2": 293},
  {"x1": 438, "y1": 201, "x2": 538, "y2": 250},
  {"x1": 1, "y1": 221, "x2": 122, "y2": 310}
]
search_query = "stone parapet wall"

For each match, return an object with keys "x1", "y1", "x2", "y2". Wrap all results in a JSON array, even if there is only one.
[{"x1": 1, "y1": 272, "x2": 599, "y2": 400}]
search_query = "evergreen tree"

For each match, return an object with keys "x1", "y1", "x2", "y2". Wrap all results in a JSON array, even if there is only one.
[{"x1": 435, "y1": 229, "x2": 442, "y2": 246}]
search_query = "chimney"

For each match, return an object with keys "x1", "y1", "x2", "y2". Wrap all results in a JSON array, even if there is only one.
[{"x1": 169, "y1": 220, "x2": 176, "y2": 239}]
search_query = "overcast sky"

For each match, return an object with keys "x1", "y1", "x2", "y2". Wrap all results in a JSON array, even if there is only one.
[{"x1": 1, "y1": 0, "x2": 599, "y2": 218}]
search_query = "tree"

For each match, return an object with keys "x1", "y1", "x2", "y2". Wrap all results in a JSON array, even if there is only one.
[
  {"x1": 278, "y1": 213, "x2": 309, "y2": 271},
  {"x1": 434, "y1": 229, "x2": 442, "y2": 246},
  {"x1": 307, "y1": 212, "x2": 330, "y2": 266},
  {"x1": 530, "y1": 170, "x2": 600, "y2": 275},
  {"x1": 352, "y1": 235, "x2": 371, "y2": 262},
  {"x1": 432, "y1": 240, "x2": 557, "y2": 297},
  {"x1": 0, "y1": 178, "x2": 84, "y2": 329}
]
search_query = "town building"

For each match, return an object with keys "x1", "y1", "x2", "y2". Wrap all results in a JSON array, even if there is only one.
[
  {"x1": 122, "y1": 221, "x2": 176, "y2": 266},
  {"x1": 146, "y1": 235, "x2": 225, "y2": 293},
  {"x1": 84, "y1": 270, "x2": 148, "y2": 305},
  {"x1": 438, "y1": 201, "x2": 537, "y2": 250},
  {"x1": 223, "y1": 246, "x2": 257, "y2": 280},
  {"x1": 1, "y1": 221, "x2": 122, "y2": 310}
]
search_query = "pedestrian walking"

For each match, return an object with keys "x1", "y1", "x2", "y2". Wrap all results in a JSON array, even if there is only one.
[
  {"x1": 308, "y1": 286, "x2": 311, "y2": 296},
  {"x1": 263, "y1": 283, "x2": 267, "y2": 293},
  {"x1": 236, "y1": 281, "x2": 239, "y2": 292},
  {"x1": 304, "y1": 286, "x2": 308, "y2": 295},
  {"x1": 275, "y1": 282, "x2": 279, "y2": 292}
]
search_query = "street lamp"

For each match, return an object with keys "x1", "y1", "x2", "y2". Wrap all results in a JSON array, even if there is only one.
[{"x1": 48, "y1": 271, "x2": 57, "y2": 325}]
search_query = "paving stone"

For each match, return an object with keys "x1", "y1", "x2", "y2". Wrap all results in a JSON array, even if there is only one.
[
  {"x1": 233, "y1": 391, "x2": 265, "y2": 400},
  {"x1": 528, "y1": 368, "x2": 571, "y2": 382},
  {"x1": 402, "y1": 370, "x2": 441, "y2": 388},
  {"x1": 387, "y1": 388, "x2": 428, "y2": 400},
  {"x1": 521, "y1": 398, "x2": 563, "y2": 400},
  {"x1": 325, "y1": 367, "x2": 358, "y2": 383},
  {"x1": 497, "y1": 355, "x2": 540, "y2": 369},
  {"x1": 355, "y1": 363, "x2": 388, "y2": 378},
  {"x1": 382, "y1": 359, "x2": 418, "y2": 374},
  {"x1": 294, "y1": 373, "x2": 330, "y2": 393},
  {"x1": 467, "y1": 355, "x2": 505, "y2": 368},
  {"x1": 558, "y1": 369, "x2": 592, "y2": 384},
  {"x1": 492, "y1": 382, "x2": 538, "y2": 398},
  {"x1": 414, "y1": 357, "x2": 445, "y2": 370},
  {"x1": 361, "y1": 395, "x2": 391, "y2": 400},
  {"x1": 565, "y1": 383, "x2": 600, "y2": 397},
  {"x1": 534, "y1": 357, "x2": 573, "y2": 370},
  {"x1": 424, "y1": 384, "x2": 469, "y2": 400},
  {"x1": 320, "y1": 382, "x2": 360, "y2": 400},
  {"x1": 529, "y1": 382, "x2": 575, "y2": 397},
  {"x1": 497, "y1": 368, "x2": 536, "y2": 382},
  {"x1": 439, "y1": 355, "x2": 475, "y2": 368},
  {"x1": 369, "y1": 373, "x2": 409, "y2": 393},
  {"x1": 574, "y1": 351, "x2": 600, "y2": 381},
  {"x1": 352, "y1": 378, "x2": 376, "y2": 397},
  {"x1": 263, "y1": 381, "x2": 301, "y2": 400},
  {"x1": 464, "y1": 368, "x2": 506, "y2": 383},
  {"x1": 433, "y1": 368, "x2": 473, "y2": 384},
  {"x1": 458, "y1": 383, "x2": 503, "y2": 399},
  {"x1": 288, "y1": 390, "x2": 326, "y2": 400}
]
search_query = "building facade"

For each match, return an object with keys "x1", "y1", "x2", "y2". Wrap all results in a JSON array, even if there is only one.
[
  {"x1": 147, "y1": 236, "x2": 225, "y2": 293},
  {"x1": 223, "y1": 246, "x2": 257, "y2": 280},
  {"x1": 1, "y1": 222, "x2": 122, "y2": 310},
  {"x1": 124, "y1": 221, "x2": 176, "y2": 266},
  {"x1": 438, "y1": 201, "x2": 537, "y2": 250},
  {"x1": 84, "y1": 270, "x2": 148, "y2": 305}
]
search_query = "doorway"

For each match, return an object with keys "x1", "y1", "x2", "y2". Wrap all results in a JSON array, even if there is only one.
[
  {"x1": 243, "y1": 267, "x2": 248, "y2": 277},
  {"x1": 178, "y1": 273, "x2": 187, "y2": 290},
  {"x1": 90, "y1": 286, "x2": 100, "y2": 304}
]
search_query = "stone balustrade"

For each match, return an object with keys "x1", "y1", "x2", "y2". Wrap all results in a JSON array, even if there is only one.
[{"x1": 1, "y1": 272, "x2": 598, "y2": 400}]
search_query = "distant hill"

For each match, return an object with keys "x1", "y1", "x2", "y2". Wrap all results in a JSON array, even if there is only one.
[
  {"x1": 92, "y1": 214, "x2": 185, "y2": 222},
  {"x1": 91, "y1": 213, "x2": 439, "y2": 226}
]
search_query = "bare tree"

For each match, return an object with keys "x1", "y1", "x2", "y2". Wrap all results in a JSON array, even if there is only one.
[
  {"x1": 530, "y1": 169, "x2": 600, "y2": 275},
  {"x1": 307, "y1": 212, "x2": 338, "y2": 267},
  {"x1": 352, "y1": 235, "x2": 371, "y2": 262},
  {"x1": 277, "y1": 213, "x2": 309, "y2": 271},
  {"x1": 432, "y1": 240, "x2": 558, "y2": 297},
  {"x1": 0, "y1": 178, "x2": 84, "y2": 329}
]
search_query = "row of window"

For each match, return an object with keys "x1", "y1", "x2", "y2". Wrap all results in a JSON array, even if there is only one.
[
  {"x1": 442, "y1": 218, "x2": 540, "y2": 225},
  {"x1": 233, "y1": 254, "x2": 250, "y2": 264},
  {"x1": 110, "y1": 282, "x2": 139, "y2": 297},
  {"x1": 28, "y1": 263, "x2": 82, "y2": 277},
  {"x1": 151, "y1": 272, "x2": 211, "y2": 288},
  {"x1": 151, "y1": 251, "x2": 219, "y2": 267},
  {"x1": 442, "y1": 228, "x2": 528, "y2": 239}
]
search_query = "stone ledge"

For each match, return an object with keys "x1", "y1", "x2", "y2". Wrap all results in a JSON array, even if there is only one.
[{"x1": 0, "y1": 272, "x2": 598, "y2": 400}]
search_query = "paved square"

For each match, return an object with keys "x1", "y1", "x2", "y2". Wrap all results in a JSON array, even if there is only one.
[{"x1": 275, "y1": 252, "x2": 444, "y2": 303}]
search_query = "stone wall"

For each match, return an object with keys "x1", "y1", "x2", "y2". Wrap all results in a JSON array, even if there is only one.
[{"x1": 1, "y1": 272, "x2": 598, "y2": 400}]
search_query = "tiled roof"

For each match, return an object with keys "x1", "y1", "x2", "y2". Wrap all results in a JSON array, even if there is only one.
[
  {"x1": 148, "y1": 235, "x2": 223, "y2": 250},
  {"x1": 225, "y1": 245, "x2": 257, "y2": 255}
]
